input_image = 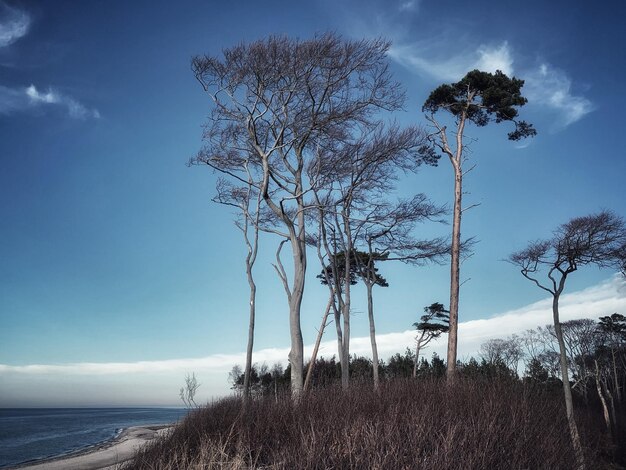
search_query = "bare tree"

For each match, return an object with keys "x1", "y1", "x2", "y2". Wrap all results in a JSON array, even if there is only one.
[
  {"x1": 547, "y1": 319, "x2": 597, "y2": 403},
  {"x1": 314, "y1": 195, "x2": 447, "y2": 389},
  {"x1": 598, "y1": 313, "x2": 626, "y2": 402},
  {"x1": 179, "y1": 373, "x2": 200, "y2": 408},
  {"x1": 509, "y1": 210, "x2": 626, "y2": 470},
  {"x1": 480, "y1": 335, "x2": 524, "y2": 373},
  {"x1": 303, "y1": 293, "x2": 334, "y2": 392},
  {"x1": 422, "y1": 70, "x2": 536, "y2": 381},
  {"x1": 310, "y1": 121, "x2": 442, "y2": 389},
  {"x1": 355, "y1": 198, "x2": 448, "y2": 389},
  {"x1": 191, "y1": 33, "x2": 406, "y2": 396},
  {"x1": 210, "y1": 167, "x2": 262, "y2": 403}
]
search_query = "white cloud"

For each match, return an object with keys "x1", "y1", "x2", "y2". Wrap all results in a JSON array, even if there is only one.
[
  {"x1": 389, "y1": 41, "x2": 514, "y2": 82},
  {"x1": 398, "y1": 0, "x2": 419, "y2": 12},
  {"x1": 524, "y1": 63, "x2": 594, "y2": 129},
  {"x1": 0, "y1": 83, "x2": 100, "y2": 119},
  {"x1": 389, "y1": 39, "x2": 592, "y2": 130},
  {"x1": 2, "y1": 275, "x2": 624, "y2": 378},
  {"x1": 26, "y1": 84, "x2": 60, "y2": 104},
  {"x1": 475, "y1": 42, "x2": 514, "y2": 76},
  {"x1": 0, "y1": 1, "x2": 30, "y2": 48}
]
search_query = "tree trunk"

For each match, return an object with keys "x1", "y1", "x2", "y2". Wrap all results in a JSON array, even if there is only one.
[
  {"x1": 242, "y1": 265, "x2": 256, "y2": 403},
  {"x1": 366, "y1": 282, "x2": 380, "y2": 390},
  {"x1": 335, "y1": 307, "x2": 349, "y2": 388},
  {"x1": 413, "y1": 339, "x2": 422, "y2": 378},
  {"x1": 341, "y1": 298, "x2": 350, "y2": 389},
  {"x1": 304, "y1": 295, "x2": 333, "y2": 392},
  {"x1": 289, "y1": 237, "x2": 306, "y2": 398},
  {"x1": 447, "y1": 165, "x2": 462, "y2": 381},
  {"x1": 340, "y1": 217, "x2": 354, "y2": 390},
  {"x1": 553, "y1": 293, "x2": 585, "y2": 470},
  {"x1": 242, "y1": 189, "x2": 260, "y2": 405},
  {"x1": 612, "y1": 347, "x2": 621, "y2": 402},
  {"x1": 595, "y1": 360, "x2": 612, "y2": 433}
]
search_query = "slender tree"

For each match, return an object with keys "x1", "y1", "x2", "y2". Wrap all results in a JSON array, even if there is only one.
[
  {"x1": 422, "y1": 70, "x2": 536, "y2": 380},
  {"x1": 192, "y1": 33, "x2": 406, "y2": 396},
  {"x1": 310, "y1": 122, "x2": 440, "y2": 388},
  {"x1": 210, "y1": 167, "x2": 262, "y2": 403},
  {"x1": 509, "y1": 210, "x2": 626, "y2": 470},
  {"x1": 598, "y1": 313, "x2": 626, "y2": 403},
  {"x1": 352, "y1": 249, "x2": 388, "y2": 389}
]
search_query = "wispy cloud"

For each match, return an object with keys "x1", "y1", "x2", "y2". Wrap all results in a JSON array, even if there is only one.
[
  {"x1": 0, "y1": 84, "x2": 100, "y2": 119},
  {"x1": 0, "y1": 1, "x2": 30, "y2": 48},
  {"x1": 389, "y1": 41, "x2": 514, "y2": 82},
  {"x1": 344, "y1": 1, "x2": 592, "y2": 131},
  {"x1": 389, "y1": 39, "x2": 592, "y2": 130},
  {"x1": 0, "y1": 4, "x2": 100, "y2": 121},
  {"x1": 398, "y1": 0, "x2": 419, "y2": 12},
  {"x1": 524, "y1": 64, "x2": 594, "y2": 130}
]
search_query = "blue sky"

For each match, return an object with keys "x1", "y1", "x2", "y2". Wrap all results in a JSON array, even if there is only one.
[{"x1": 1, "y1": 0, "x2": 625, "y2": 406}]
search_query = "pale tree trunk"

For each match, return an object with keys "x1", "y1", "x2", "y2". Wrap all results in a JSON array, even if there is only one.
[
  {"x1": 606, "y1": 385, "x2": 617, "y2": 430},
  {"x1": 432, "y1": 111, "x2": 466, "y2": 382},
  {"x1": 612, "y1": 347, "x2": 621, "y2": 402},
  {"x1": 335, "y1": 305, "x2": 348, "y2": 387},
  {"x1": 366, "y1": 281, "x2": 380, "y2": 389},
  {"x1": 243, "y1": 262, "x2": 257, "y2": 403},
  {"x1": 341, "y1": 284, "x2": 351, "y2": 389},
  {"x1": 340, "y1": 216, "x2": 353, "y2": 389},
  {"x1": 553, "y1": 291, "x2": 585, "y2": 470},
  {"x1": 304, "y1": 295, "x2": 333, "y2": 392},
  {"x1": 595, "y1": 360, "x2": 612, "y2": 433},
  {"x1": 289, "y1": 234, "x2": 306, "y2": 397},
  {"x1": 413, "y1": 331, "x2": 426, "y2": 378},
  {"x1": 262, "y1": 158, "x2": 306, "y2": 399},
  {"x1": 413, "y1": 344, "x2": 422, "y2": 378},
  {"x1": 447, "y1": 164, "x2": 462, "y2": 380},
  {"x1": 242, "y1": 178, "x2": 261, "y2": 404}
]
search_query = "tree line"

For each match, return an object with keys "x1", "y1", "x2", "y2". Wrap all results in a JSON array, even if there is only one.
[
  {"x1": 190, "y1": 32, "x2": 626, "y2": 469},
  {"x1": 229, "y1": 313, "x2": 626, "y2": 442}
]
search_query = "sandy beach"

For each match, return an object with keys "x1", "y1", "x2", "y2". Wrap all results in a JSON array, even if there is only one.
[{"x1": 11, "y1": 425, "x2": 171, "y2": 470}]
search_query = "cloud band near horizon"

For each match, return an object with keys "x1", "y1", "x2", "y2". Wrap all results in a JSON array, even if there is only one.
[{"x1": 2, "y1": 275, "x2": 624, "y2": 378}]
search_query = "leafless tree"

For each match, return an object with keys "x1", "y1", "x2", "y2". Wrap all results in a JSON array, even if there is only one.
[
  {"x1": 546, "y1": 319, "x2": 597, "y2": 402},
  {"x1": 357, "y1": 199, "x2": 448, "y2": 388},
  {"x1": 210, "y1": 165, "x2": 262, "y2": 403},
  {"x1": 179, "y1": 373, "x2": 200, "y2": 408},
  {"x1": 191, "y1": 33, "x2": 406, "y2": 396},
  {"x1": 480, "y1": 335, "x2": 524, "y2": 373},
  {"x1": 509, "y1": 210, "x2": 626, "y2": 470},
  {"x1": 311, "y1": 135, "x2": 446, "y2": 389}
]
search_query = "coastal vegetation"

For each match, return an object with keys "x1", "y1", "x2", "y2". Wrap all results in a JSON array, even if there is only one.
[
  {"x1": 123, "y1": 311, "x2": 626, "y2": 469},
  {"x1": 175, "y1": 32, "x2": 626, "y2": 469}
]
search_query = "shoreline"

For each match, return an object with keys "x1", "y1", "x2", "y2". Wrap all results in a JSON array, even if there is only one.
[{"x1": 8, "y1": 424, "x2": 172, "y2": 470}]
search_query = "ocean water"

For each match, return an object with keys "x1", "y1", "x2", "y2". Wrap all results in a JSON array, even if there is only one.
[{"x1": 0, "y1": 408, "x2": 189, "y2": 468}]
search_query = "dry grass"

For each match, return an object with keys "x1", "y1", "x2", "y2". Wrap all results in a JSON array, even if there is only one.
[{"x1": 123, "y1": 378, "x2": 612, "y2": 469}]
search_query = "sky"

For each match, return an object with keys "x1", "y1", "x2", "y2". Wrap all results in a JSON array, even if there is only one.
[{"x1": 1, "y1": 0, "x2": 625, "y2": 407}]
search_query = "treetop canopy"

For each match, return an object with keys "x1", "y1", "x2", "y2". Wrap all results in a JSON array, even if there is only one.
[{"x1": 422, "y1": 69, "x2": 537, "y2": 141}]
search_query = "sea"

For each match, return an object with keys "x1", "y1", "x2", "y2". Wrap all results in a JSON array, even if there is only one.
[{"x1": 0, "y1": 408, "x2": 189, "y2": 468}]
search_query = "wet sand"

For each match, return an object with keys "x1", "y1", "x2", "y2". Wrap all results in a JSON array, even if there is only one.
[{"x1": 11, "y1": 425, "x2": 171, "y2": 470}]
